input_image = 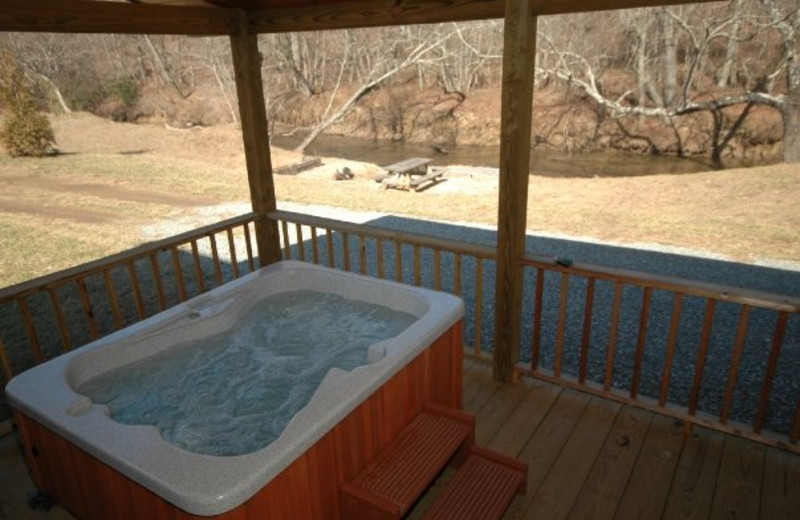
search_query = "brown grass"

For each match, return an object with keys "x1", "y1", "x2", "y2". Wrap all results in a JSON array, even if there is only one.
[{"x1": 0, "y1": 112, "x2": 797, "y2": 288}]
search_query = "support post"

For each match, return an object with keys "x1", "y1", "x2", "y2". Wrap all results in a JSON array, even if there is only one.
[
  {"x1": 493, "y1": 0, "x2": 537, "y2": 381},
  {"x1": 230, "y1": 18, "x2": 282, "y2": 266}
]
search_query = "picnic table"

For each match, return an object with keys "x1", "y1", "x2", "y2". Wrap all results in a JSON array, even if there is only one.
[{"x1": 378, "y1": 157, "x2": 444, "y2": 192}]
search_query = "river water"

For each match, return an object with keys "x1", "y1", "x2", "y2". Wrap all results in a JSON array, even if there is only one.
[{"x1": 271, "y1": 133, "x2": 762, "y2": 178}]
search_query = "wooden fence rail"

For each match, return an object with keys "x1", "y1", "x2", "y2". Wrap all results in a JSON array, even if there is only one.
[
  {"x1": 0, "y1": 214, "x2": 262, "y2": 384},
  {"x1": 518, "y1": 253, "x2": 800, "y2": 452},
  {"x1": 1, "y1": 209, "x2": 798, "y2": 454}
]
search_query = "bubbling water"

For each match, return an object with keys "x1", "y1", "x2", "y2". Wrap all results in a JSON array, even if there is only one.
[{"x1": 77, "y1": 291, "x2": 417, "y2": 456}]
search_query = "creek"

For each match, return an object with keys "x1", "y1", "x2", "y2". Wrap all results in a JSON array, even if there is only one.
[{"x1": 271, "y1": 133, "x2": 761, "y2": 178}]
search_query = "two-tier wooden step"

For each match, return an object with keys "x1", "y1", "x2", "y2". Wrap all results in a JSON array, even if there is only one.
[
  {"x1": 340, "y1": 403, "x2": 474, "y2": 519},
  {"x1": 422, "y1": 445, "x2": 528, "y2": 520},
  {"x1": 339, "y1": 402, "x2": 527, "y2": 520}
]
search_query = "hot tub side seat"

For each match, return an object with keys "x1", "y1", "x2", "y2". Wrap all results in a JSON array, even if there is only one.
[{"x1": 339, "y1": 402, "x2": 527, "y2": 520}]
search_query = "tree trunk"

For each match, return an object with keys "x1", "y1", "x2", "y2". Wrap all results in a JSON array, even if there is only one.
[
  {"x1": 659, "y1": 8, "x2": 677, "y2": 107},
  {"x1": 784, "y1": 57, "x2": 800, "y2": 163}
]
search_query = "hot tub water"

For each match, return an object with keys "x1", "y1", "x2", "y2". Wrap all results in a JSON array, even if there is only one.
[{"x1": 77, "y1": 290, "x2": 417, "y2": 456}]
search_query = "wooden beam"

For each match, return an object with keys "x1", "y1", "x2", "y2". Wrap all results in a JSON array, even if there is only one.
[
  {"x1": 493, "y1": 0, "x2": 536, "y2": 382},
  {"x1": 0, "y1": 0, "x2": 236, "y2": 35},
  {"x1": 246, "y1": 0, "x2": 722, "y2": 34},
  {"x1": 248, "y1": 0, "x2": 502, "y2": 33},
  {"x1": 229, "y1": 20, "x2": 282, "y2": 266}
]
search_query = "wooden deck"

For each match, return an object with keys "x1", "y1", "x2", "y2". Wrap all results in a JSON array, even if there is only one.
[
  {"x1": 410, "y1": 359, "x2": 800, "y2": 520},
  {"x1": 1, "y1": 358, "x2": 799, "y2": 519}
]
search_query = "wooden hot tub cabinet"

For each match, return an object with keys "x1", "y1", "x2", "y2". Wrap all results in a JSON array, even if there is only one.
[{"x1": 14, "y1": 322, "x2": 463, "y2": 520}]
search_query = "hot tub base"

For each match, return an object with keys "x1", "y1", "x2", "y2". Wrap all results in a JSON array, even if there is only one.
[{"x1": 14, "y1": 323, "x2": 462, "y2": 520}]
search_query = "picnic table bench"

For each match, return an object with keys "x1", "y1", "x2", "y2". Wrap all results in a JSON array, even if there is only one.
[{"x1": 378, "y1": 157, "x2": 444, "y2": 192}]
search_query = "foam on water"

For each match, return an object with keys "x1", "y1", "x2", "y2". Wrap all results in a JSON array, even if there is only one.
[{"x1": 77, "y1": 290, "x2": 417, "y2": 457}]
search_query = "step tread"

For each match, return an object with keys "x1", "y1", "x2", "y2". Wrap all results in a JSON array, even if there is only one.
[
  {"x1": 342, "y1": 404, "x2": 473, "y2": 516},
  {"x1": 422, "y1": 447, "x2": 527, "y2": 520}
]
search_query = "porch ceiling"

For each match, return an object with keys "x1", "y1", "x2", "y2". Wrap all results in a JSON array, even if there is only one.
[{"x1": 4, "y1": 0, "x2": 724, "y2": 35}]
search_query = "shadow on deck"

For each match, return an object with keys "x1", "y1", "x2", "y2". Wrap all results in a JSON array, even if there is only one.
[{"x1": 1, "y1": 358, "x2": 798, "y2": 520}]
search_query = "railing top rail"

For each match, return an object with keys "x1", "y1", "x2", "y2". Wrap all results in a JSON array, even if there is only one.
[
  {"x1": 521, "y1": 253, "x2": 800, "y2": 313},
  {"x1": 268, "y1": 210, "x2": 498, "y2": 260},
  {"x1": 0, "y1": 213, "x2": 261, "y2": 303}
]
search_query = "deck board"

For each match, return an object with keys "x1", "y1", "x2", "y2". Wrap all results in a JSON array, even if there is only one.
[
  {"x1": 662, "y1": 426, "x2": 725, "y2": 520},
  {"x1": 567, "y1": 406, "x2": 652, "y2": 520},
  {"x1": 709, "y1": 436, "x2": 765, "y2": 520}
]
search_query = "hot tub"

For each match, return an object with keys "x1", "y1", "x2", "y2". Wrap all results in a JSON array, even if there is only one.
[{"x1": 6, "y1": 261, "x2": 464, "y2": 519}]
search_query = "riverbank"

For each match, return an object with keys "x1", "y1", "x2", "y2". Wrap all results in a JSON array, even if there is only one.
[{"x1": 1, "y1": 113, "x2": 797, "y2": 287}]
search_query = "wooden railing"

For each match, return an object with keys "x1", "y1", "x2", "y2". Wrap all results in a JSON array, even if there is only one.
[
  {"x1": 518, "y1": 253, "x2": 800, "y2": 451},
  {"x1": 268, "y1": 210, "x2": 497, "y2": 360},
  {"x1": 0, "y1": 214, "x2": 262, "y2": 384},
  {"x1": 2, "y1": 209, "x2": 798, "y2": 453}
]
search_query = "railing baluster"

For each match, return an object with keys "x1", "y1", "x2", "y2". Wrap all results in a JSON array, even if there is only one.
[
  {"x1": 578, "y1": 277, "x2": 595, "y2": 384},
  {"x1": 243, "y1": 222, "x2": 256, "y2": 272},
  {"x1": 103, "y1": 269, "x2": 125, "y2": 329},
  {"x1": 530, "y1": 268, "x2": 544, "y2": 372},
  {"x1": 377, "y1": 239, "x2": 385, "y2": 279},
  {"x1": 413, "y1": 246, "x2": 422, "y2": 286},
  {"x1": 281, "y1": 220, "x2": 292, "y2": 259},
  {"x1": 359, "y1": 236, "x2": 367, "y2": 275},
  {"x1": 170, "y1": 248, "x2": 188, "y2": 302},
  {"x1": 394, "y1": 242, "x2": 402, "y2": 283},
  {"x1": 554, "y1": 272, "x2": 570, "y2": 378},
  {"x1": 296, "y1": 223, "x2": 306, "y2": 261},
  {"x1": 0, "y1": 337, "x2": 13, "y2": 381},
  {"x1": 126, "y1": 261, "x2": 146, "y2": 319},
  {"x1": 630, "y1": 287, "x2": 652, "y2": 399},
  {"x1": 325, "y1": 228, "x2": 335, "y2": 268},
  {"x1": 792, "y1": 400, "x2": 800, "y2": 444},
  {"x1": 48, "y1": 288, "x2": 72, "y2": 352},
  {"x1": 433, "y1": 250, "x2": 442, "y2": 291},
  {"x1": 18, "y1": 298, "x2": 45, "y2": 363},
  {"x1": 659, "y1": 293, "x2": 684, "y2": 407},
  {"x1": 311, "y1": 226, "x2": 320, "y2": 265},
  {"x1": 603, "y1": 282, "x2": 624, "y2": 392},
  {"x1": 454, "y1": 254, "x2": 462, "y2": 296},
  {"x1": 688, "y1": 299, "x2": 717, "y2": 416},
  {"x1": 149, "y1": 254, "x2": 167, "y2": 310},
  {"x1": 342, "y1": 232, "x2": 351, "y2": 271},
  {"x1": 474, "y1": 258, "x2": 484, "y2": 357},
  {"x1": 753, "y1": 311, "x2": 789, "y2": 434},
  {"x1": 190, "y1": 241, "x2": 207, "y2": 294},
  {"x1": 720, "y1": 305, "x2": 751, "y2": 424},
  {"x1": 226, "y1": 228, "x2": 240, "y2": 279},
  {"x1": 208, "y1": 234, "x2": 223, "y2": 285},
  {"x1": 76, "y1": 278, "x2": 100, "y2": 340}
]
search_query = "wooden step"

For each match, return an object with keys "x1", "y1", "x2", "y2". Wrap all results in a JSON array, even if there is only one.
[
  {"x1": 340, "y1": 403, "x2": 474, "y2": 520},
  {"x1": 422, "y1": 446, "x2": 528, "y2": 520}
]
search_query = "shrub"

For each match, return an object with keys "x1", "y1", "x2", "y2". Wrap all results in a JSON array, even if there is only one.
[{"x1": 0, "y1": 50, "x2": 56, "y2": 157}]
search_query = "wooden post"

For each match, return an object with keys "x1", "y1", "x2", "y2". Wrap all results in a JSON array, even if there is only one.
[
  {"x1": 229, "y1": 17, "x2": 282, "y2": 266},
  {"x1": 493, "y1": 0, "x2": 536, "y2": 381}
]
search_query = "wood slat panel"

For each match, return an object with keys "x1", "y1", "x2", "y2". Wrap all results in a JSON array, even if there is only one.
[
  {"x1": 126, "y1": 262, "x2": 146, "y2": 320},
  {"x1": 530, "y1": 268, "x2": 545, "y2": 372},
  {"x1": 102, "y1": 269, "x2": 125, "y2": 330},
  {"x1": 226, "y1": 228, "x2": 240, "y2": 278},
  {"x1": 170, "y1": 248, "x2": 188, "y2": 302},
  {"x1": 554, "y1": 272, "x2": 569, "y2": 378},
  {"x1": 578, "y1": 277, "x2": 595, "y2": 384},
  {"x1": 190, "y1": 241, "x2": 207, "y2": 294},
  {"x1": 659, "y1": 293, "x2": 684, "y2": 407},
  {"x1": 75, "y1": 279, "x2": 100, "y2": 341},
  {"x1": 47, "y1": 288, "x2": 72, "y2": 352},
  {"x1": 753, "y1": 312, "x2": 789, "y2": 434},
  {"x1": 720, "y1": 305, "x2": 751, "y2": 424},
  {"x1": 148, "y1": 254, "x2": 167, "y2": 310},
  {"x1": 688, "y1": 299, "x2": 717, "y2": 416},
  {"x1": 630, "y1": 287, "x2": 652, "y2": 399},
  {"x1": 603, "y1": 283, "x2": 624, "y2": 392},
  {"x1": 209, "y1": 234, "x2": 224, "y2": 284}
]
